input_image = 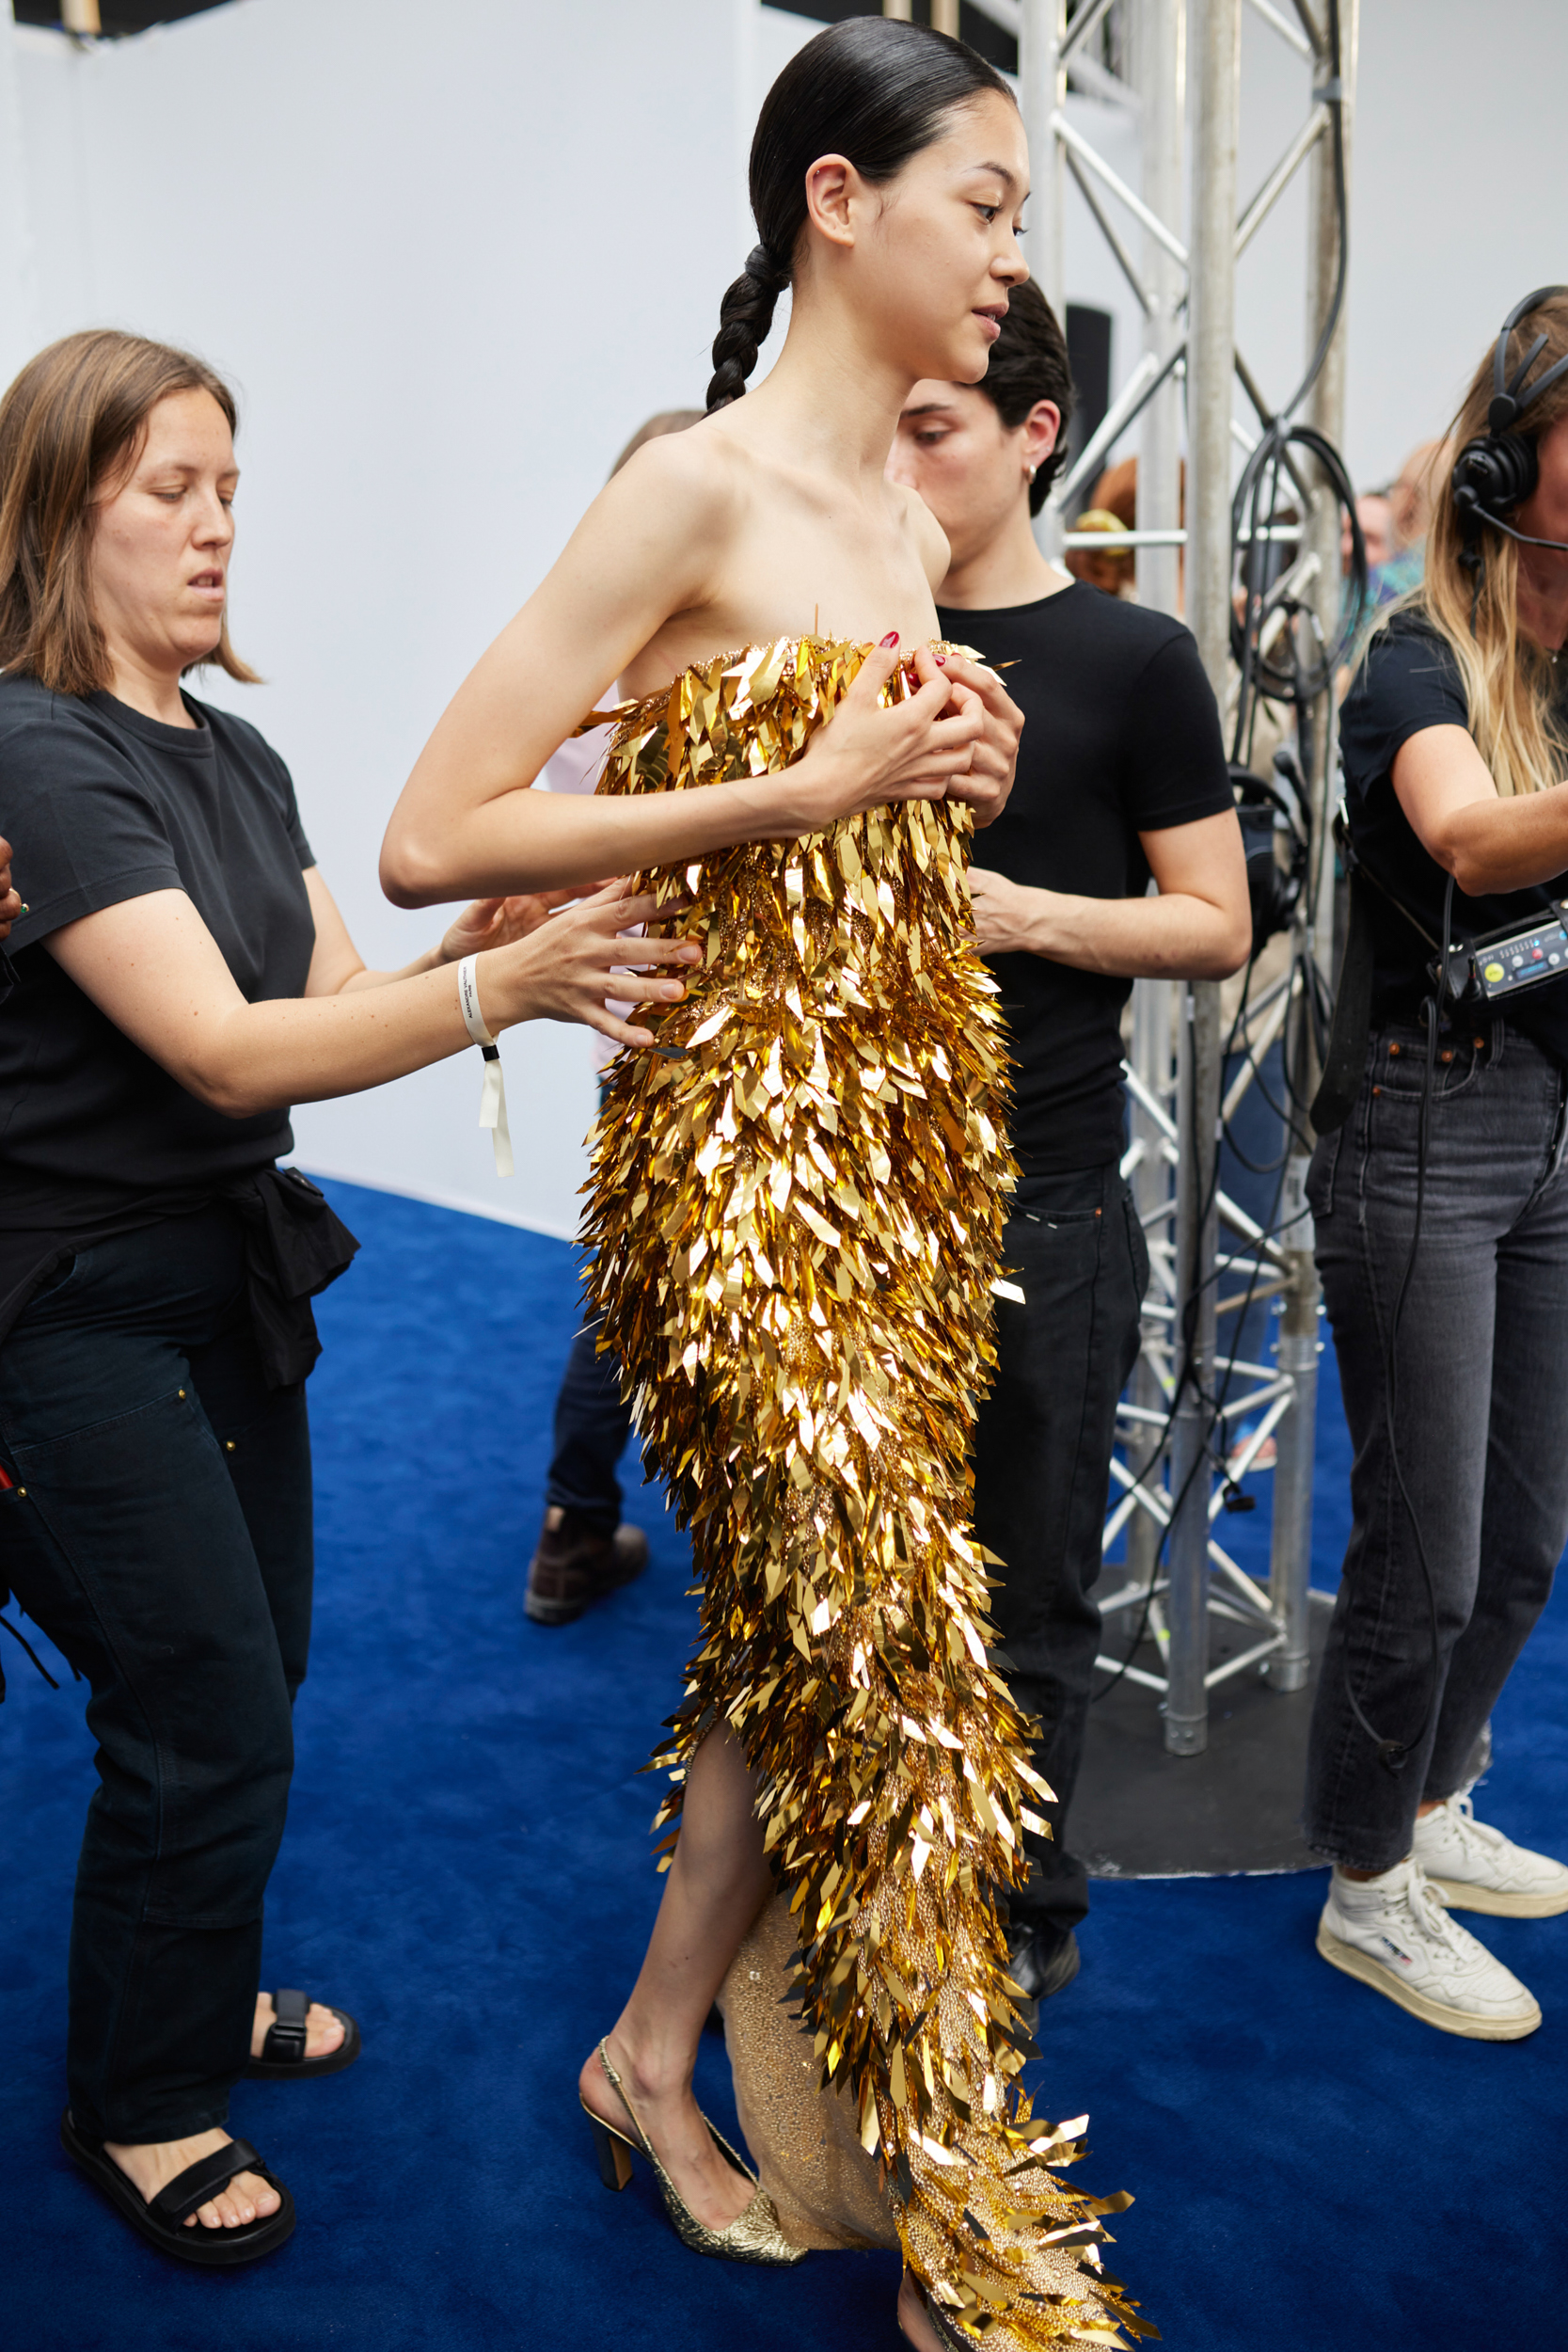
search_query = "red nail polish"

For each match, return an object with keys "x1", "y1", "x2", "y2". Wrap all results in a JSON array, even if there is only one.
[
  {"x1": 879, "y1": 631, "x2": 900, "y2": 648},
  {"x1": 934, "y1": 654, "x2": 947, "y2": 666}
]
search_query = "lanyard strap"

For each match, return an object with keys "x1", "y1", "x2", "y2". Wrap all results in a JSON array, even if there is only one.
[{"x1": 455, "y1": 955, "x2": 514, "y2": 1178}]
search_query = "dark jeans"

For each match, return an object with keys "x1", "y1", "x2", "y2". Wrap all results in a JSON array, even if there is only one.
[
  {"x1": 974, "y1": 1161, "x2": 1148, "y2": 1938},
  {"x1": 546, "y1": 1079, "x2": 636, "y2": 1531},
  {"x1": 0, "y1": 1206, "x2": 312, "y2": 2142},
  {"x1": 544, "y1": 1313, "x2": 634, "y2": 1531},
  {"x1": 1306, "y1": 1018, "x2": 1568, "y2": 1870}
]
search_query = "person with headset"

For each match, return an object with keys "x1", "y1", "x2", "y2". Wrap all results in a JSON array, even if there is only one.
[{"x1": 1307, "y1": 289, "x2": 1568, "y2": 2040}]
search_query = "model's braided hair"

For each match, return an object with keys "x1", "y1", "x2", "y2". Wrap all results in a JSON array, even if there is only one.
[
  {"x1": 707, "y1": 245, "x2": 793, "y2": 413},
  {"x1": 705, "y1": 17, "x2": 1012, "y2": 412}
]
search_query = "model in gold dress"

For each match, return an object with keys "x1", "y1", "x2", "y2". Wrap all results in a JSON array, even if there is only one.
[
  {"x1": 578, "y1": 636, "x2": 1152, "y2": 2348},
  {"x1": 382, "y1": 19, "x2": 1155, "y2": 2347}
]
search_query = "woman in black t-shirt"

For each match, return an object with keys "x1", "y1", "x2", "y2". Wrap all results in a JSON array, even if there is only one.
[
  {"x1": 0, "y1": 330, "x2": 958, "y2": 2267},
  {"x1": 0, "y1": 332, "x2": 706, "y2": 2265},
  {"x1": 1307, "y1": 294, "x2": 1568, "y2": 2043}
]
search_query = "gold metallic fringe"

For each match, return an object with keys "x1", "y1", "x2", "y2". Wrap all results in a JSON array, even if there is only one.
[{"x1": 580, "y1": 639, "x2": 1156, "y2": 2346}]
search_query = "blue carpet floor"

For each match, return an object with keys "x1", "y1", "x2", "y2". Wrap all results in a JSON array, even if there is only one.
[{"x1": 2, "y1": 1178, "x2": 1564, "y2": 2350}]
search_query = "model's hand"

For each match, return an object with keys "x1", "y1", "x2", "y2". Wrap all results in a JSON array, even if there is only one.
[
  {"x1": 967, "y1": 867, "x2": 1050, "y2": 957},
  {"x1": 937, "y1": 657, "x2": 1022, "y2": 830},
  {"x1": 0, "y1": 835, "x2": 21, "y2": 943},
  {"x1": 439, "y1": 888, "x2": 602, "y2": 962},
  {"x1": 757, "y1": 643, "x2": 986, "y2": 838},
  {"x1": 485, "y1": 882, "x2": 702, "y2": 1048}
]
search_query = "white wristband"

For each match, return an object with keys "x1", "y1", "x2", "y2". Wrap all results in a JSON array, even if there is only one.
[{"x1": 456, "y1": 954, "x2": 514, "y2": 1178}]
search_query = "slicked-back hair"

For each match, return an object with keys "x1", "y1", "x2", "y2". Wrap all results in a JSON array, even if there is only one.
[
  {"x1": 707, "y1": 17, "x2": 1014, "y2": 413},
  {"x1": 0, "y1": 328, "x2": 258, "y2": 697},
  {"x1": 972, "y1": 280, "x2": 1075, "y2": 516}
]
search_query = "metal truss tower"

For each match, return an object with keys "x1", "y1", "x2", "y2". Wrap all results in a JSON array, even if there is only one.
[{"x1": 952, "y1": 0, "x2": 1361, "y2": 1756}]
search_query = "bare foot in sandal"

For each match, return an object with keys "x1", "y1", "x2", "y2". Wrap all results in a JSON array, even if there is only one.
[
  {"x1": 104, "y1": 2129, "x2": 280, "y2": 2232},
  {"x1": 251, "y1": 1991, "x2": 344, "y2": 2063}
]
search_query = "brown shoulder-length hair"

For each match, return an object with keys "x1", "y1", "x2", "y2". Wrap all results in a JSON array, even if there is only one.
[
  {"x1": 0, "y1": 327, "x2": 259, "y2": 696},
  {"x1": 1377, "y1": 292, "x2": 1568, "y2": 798}
]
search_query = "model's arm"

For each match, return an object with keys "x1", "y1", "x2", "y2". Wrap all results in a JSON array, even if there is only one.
[
  {"x1": 380, "y1": 437, "x2": 993, "y2": 905},
  {"x1": 1393, "y1": 723, "x2": 1568, "y2": 895},
  {"x1": 968, "y1": 807, "x2": 1251, "y2": 978},
  {"x1": 44, "y1": 882, "x2": 701, "y2": 1121}
]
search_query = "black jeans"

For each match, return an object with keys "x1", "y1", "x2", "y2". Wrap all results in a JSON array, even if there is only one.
[
  {"x1": 973, "y1": 1161, "x2": 1148, "y2": 1937},
  {"x1": 1306, "y1": 1018, "x2": 1568, "y2": 1870},
  {"x1": 0, "y1": 1206, "x2": 311, "y2": 2142}
]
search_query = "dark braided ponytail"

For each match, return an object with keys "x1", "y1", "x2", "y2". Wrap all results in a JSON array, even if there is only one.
[
  {"x1": 707, "y1": 245, "x2": 792, "y2": 414},
  {"x1": 705, "y1": 17, "x2": 1013, "y2": 412}
]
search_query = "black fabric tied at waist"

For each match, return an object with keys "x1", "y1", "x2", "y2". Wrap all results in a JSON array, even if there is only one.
[
  {"x1": 0, "y1": 1165, "x2": 357, "y2": 1698},
  {"x1": 221, "y1": 1166, "x2": 360, "y2": 1389}
]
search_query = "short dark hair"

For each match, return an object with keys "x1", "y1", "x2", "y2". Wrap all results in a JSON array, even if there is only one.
[{"x1": 972, "y1": 280, "x2": 1075, "y2": 515}]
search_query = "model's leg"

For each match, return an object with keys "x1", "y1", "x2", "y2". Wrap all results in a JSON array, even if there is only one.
[
  {"x1": 973, "y1": 1166, "x2": 1146, "y2": 1973},
  {"x1": 578, "y1": 1726, "x2": 770, "y2": 2231}
]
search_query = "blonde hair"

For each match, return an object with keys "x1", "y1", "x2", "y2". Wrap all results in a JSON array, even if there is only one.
[
  {"x1": 1395, "y1": 293, "x2": 1568, "y2": 799},
  {"x1": 0, "y1": 328, "x2": 258, "y2": 697}
]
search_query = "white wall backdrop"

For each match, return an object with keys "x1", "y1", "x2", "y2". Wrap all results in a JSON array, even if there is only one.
[
  {"x1": 3, "y1": 0, "x2": 1567, "y2": 1235},
  {"x1": 7, "y1": 0, "x2": 757, "y2": 1237}
]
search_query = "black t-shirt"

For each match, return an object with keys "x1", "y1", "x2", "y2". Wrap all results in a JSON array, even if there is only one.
[
  {"x1": 938, "y1": 584, "x2": 1232, "y2": 1174},
  {"x1": 1340, "y1": 612, "x2": 1568, "y2": 1058},
  {"x1": 0, "y1": 675, "x2": 317, "y2": 1224}
]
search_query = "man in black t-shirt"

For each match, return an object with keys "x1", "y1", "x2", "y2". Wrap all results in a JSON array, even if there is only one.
[{"x1": 891, "y1": 284, "x2": 1249, "y2": 2012}]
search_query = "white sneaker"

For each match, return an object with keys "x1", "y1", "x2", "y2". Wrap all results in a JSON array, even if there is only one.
[
  {"x1": 1316, "y1": 1857, "x2": 1541, "y2": 2040},
  {"x1": 1413, "y1": 1791, "x2": 1568, "y2": 1918}
]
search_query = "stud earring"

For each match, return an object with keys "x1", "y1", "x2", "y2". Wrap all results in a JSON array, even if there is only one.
[{"x1": 1026, "y1": 463, "x2": 1037, "y2": 482}]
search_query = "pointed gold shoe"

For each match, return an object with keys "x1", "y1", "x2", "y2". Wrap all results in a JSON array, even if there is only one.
[{"x1": 579, "y1": 2038, "x2": 806, "y2": 2266}]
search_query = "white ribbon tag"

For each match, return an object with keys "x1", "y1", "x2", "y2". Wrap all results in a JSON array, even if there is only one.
[{"x1": 456, "y1": 954, "x2": 514, "y2": 1178}]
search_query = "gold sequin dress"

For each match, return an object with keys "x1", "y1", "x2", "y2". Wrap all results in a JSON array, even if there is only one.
[{"x1": 581, "y1": 639, "x2": 1153, "y2": 2348}]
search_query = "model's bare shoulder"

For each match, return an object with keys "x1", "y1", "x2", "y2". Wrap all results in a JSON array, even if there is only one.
[
  {"x1": 891, "y1": 479, "x2": 952, "y2": 595},
  {"x1": 609, "y1": 417, "x2": 742, "y2": 536},
  {"x1": 535, "y1": 421, "x2": 737, "y2": 654}
]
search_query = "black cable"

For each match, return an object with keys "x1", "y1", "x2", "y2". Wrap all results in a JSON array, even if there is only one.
[
  {"x1": 1338, "y1": 889, "x2": 1451, "y2": 1773},
  {"x1": 1093, "y1": 950, "x2": 1290, "y2": 1700}
]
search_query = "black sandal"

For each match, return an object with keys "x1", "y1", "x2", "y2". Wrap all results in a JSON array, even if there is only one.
[
  {"x1": 60, "y1": 2108, "x2": 295, "y2": 2267},
  {"x1": 245, "y1": 1986, "x2": 362, "y2": 2079}
]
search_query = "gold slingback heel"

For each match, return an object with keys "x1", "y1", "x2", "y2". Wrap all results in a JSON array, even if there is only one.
[{"x1": 579, "y1": 2038, "x2": 805, "y2": 2266}]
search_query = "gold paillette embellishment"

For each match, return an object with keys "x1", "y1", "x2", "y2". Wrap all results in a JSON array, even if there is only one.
[{"x1": 581, "y1": 638, "x2": 1155, "y2": 2347}]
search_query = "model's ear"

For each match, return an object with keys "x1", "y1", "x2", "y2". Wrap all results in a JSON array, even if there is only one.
[
  {"x1": 803, "y1": 152, "x2": 864, "y2": 252},
  {"x1": 1022, "y1": 399, "x2": 1062, "y2": 468}
]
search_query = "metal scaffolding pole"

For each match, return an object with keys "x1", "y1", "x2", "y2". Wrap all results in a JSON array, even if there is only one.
[
  {"x1": 1134, "y1": 0, "x2": 1184, "y2": 624},
  {"x1": 1266, "y1": 0, "x2": 1358, "y2": 1692},
  {"x1": 1119, "y1": 0, "x2": 1185, "y2": 1622},
  {"x1": 992, "y1": 1, "x2": 1358, "y2": 1768},
  {"x1": 1019, "y1": 0, "x2": 1068, "y2": 558},
  {"x1": 1019, "y1": 0, "x2": 1068, "y2": 325},
  {"x1": 1163, "y1": 0, "x2": 1240, "y2": 1757}
]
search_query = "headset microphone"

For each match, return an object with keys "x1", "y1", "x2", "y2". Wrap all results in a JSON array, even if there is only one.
[{"x1": 1451, "y1": 285, "x2": 1568, "y2": 566}]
